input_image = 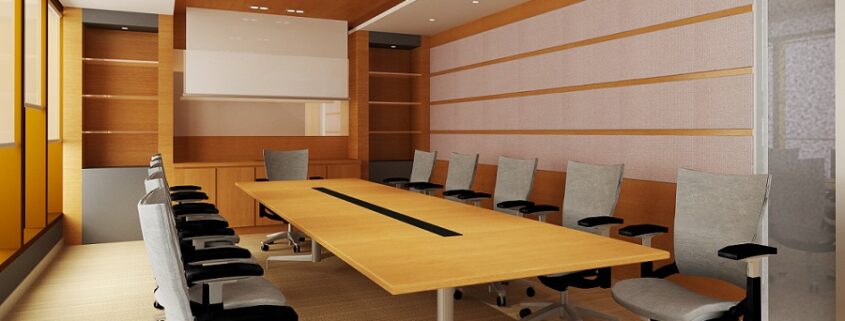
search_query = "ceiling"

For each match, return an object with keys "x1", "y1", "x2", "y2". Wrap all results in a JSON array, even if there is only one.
[
  {"x1": 62, "y1": 0, "x2": 175, "y2": 15},
  {"x1": 182, "y1": 0, "x2": 404, "y2": 27},
  {"x1": 362, "y1": 0, "x2": 531, "y2": 36}
]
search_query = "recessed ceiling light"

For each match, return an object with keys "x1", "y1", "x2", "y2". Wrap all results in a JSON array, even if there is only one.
[
  {"x1": 295, "y1": 10, "x2": 304, "y2": 14},
  {"x1": 120, "y1": 26, "x2": 129, "y2": 30},
  {"x1": 390, "y1": 45, "x2": 397, "y2": 48},
  {"x1": 259, "y1": 6, "x2": 269, "y2": 10},
  {"x1": 249, "y1": 5, "x2": 260, "y2": 10},
  {"x1": 472, "y1": 0, "x2": 480, "y2": 3},
  {"x1": 286, "y1": 9, "x2": 295, "y2": 13},
  {"x1": 428, "y1": 18, "x2": 436, "y2": 22}
]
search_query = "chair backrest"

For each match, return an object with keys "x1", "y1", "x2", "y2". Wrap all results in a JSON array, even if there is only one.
[
  {"x1": 145, "y1": 171, "x2": 167, "y2": 193},
  {"x1": 562, "y1": 161, "x2": 624, "y2": 232},
  {"x1": 137, "y1": 188, "x2": 194, "y2": 321},
  {"x1": 409, "y1": 150, "x2": 437, "y2": 183},
  {"x1": 264, "y1": 149, "x2": 309, "y2": 181},
  {"x1": 673, "y1": 168, "x2": 771, "y2": 288},
  {"x1": 492, "y1": 156, "x2": 537, "y2": 205},
  {"x1": 444, "y1": 152, "x2": 478, "y2": 191}
]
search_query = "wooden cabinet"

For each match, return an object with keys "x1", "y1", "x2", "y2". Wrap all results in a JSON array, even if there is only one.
[
  {"x1": 172, "y1": 168, "x2": 216, "y2": 204},
  {"x1": 175, "y1": 159, "x2": 361, "y2": 228},
  {"x1": 216, "y1": 167, "x2": 256, "y2": 227}
]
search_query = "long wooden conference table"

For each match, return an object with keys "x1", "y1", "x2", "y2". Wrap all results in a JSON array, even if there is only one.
[{"x1": 237, "y1": 178, "x2": 669, "y2": 321}]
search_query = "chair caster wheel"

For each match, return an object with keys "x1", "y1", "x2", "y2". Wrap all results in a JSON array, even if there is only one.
[
  {"x1": 154, "y1": 301, "x2": 164, "y2": 310},
  {"x1": 519, "y1": 308, "x2": 531, "y2": 318},
  {"x1": 292, "y1": 244, "x2": 301, "y2": 253},
  {"x1": 260, "y1": 243, "x2": 270, "y2": 252},
  {"x1": 453, "y1": 289, "x2": 463, "y2": 300},
  {"x1": 496, "y1": 296, "x2": 507, "y2": 307},
  {"x1": 526, "y1": 286, "x2": 535, "y2": 297}
]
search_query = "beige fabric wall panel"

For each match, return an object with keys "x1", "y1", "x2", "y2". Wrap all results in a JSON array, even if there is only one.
[
  {"x1": 430, "y1": 134, "x2": 752, "y2": 183},
  {"x1": 431, "y1": 74, "x2": 752, "y2": 130},
  {"x1": 430, "y1": 0, "x2": 751, "y2": 73},
  {"x1": 430, "y1": 13, "x2": 752, "y2": 102}
]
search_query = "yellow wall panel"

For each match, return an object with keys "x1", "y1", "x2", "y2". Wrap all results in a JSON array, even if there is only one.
[
  {"x1": 48, "y1": 141, "x2": 62, "y2": 215},
  {"x1": 0, "y1": 0, "x2": 23, "y2": 249},
  {"x1": 25, "y1": 107, "x2": 47, "y2": 229}
]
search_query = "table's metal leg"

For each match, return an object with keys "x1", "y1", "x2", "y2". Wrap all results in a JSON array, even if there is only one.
[
  {"x1": 312, "y1": 240, "x2": 322, "y2": 262},
  {"x1": 437, "y1": 288, "x2": 455, "y2": 321}
]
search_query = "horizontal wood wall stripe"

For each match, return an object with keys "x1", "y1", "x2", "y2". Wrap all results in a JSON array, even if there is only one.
[
  {"x1": 431, "y1": 5, "x2": 753, "y2": 77},
  {"x1": 431, "y1": 129, "x2": 752, "y2": 136},
  {"x1": 173, "y1": 136, "x2": 350, "y2": 163},
  {"x1": 430, "y1": 66, "x2": 752, "y2": 105},
  {"x1": 429, "y1": 0, "x2": 584, "y2": 47}
]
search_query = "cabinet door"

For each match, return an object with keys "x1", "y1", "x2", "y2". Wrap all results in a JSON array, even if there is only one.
[
  {"x1": 308, "y1": 165, "x2": 327, "y2": 179},
  {"x1": 327, "y1": 164, "x2": 361, "y2": 178},
  {"x1": 172, "y1": 168, "x2": 216, "y2": 204},
  {"x1": 216, "y1": 167, "x2": 256, "y2": 227}
]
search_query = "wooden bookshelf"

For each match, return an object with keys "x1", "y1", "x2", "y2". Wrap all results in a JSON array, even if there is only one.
[{"x1": 82, "y1": 26, "x2": 160, "y2": 168}]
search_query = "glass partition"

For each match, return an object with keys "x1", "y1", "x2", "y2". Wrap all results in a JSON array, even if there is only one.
[{"x1": 0, "y1": 0, "x2": 14, "y2": 144}]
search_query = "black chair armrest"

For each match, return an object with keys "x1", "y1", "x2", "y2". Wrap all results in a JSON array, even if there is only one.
[
  {"x1": 170, "y1": 185, "x2": 202, "y2": 192},
  {"x1": 255, "y1": 178, "x2": 269, "y2": 182},
  {"x1": 310, "y1": 176, "x2": 324, "y2": 180},
  {"x1": 182, "y1": 246, "x2": 252, "y2": 265},
  {"x1": 171, "y1": 191, "x2": 209, "y2": 202},
  {"x1": 578, "y1": 216, "x2": 624, "y2": 227},
  {"x1": 456, "y1": 191, "x2": 492, "y2": 200},
  {"x1": 718, "y1": 243, "x2": 777, "y2": 261},
  {"x1": 496, "y1": 200, "x2": 534, "y2": 209},
  {"x1": 520, "y1": 204, "x2": 560, "y2": 214},
  {"x1": 185, "y1": 263, "x2": 264, "y2": 285},
  {"x1": 619, "y1": 224, "x2": 669, "y2": 237},
  {"x1": 383, "y1": 177, "x2": 410, "y2": 184},
  {"x1": 443, "y1": 189, "x2": 474, "y2": 197},
  {"x1": 405, "y1": 182, "x2": 444, "y2": 190},
  {"x1": 176, "y1": 219, "x2": 229, "y2": 231}
]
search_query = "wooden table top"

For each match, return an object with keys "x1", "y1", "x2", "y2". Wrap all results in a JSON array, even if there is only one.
[{"x1": 236, "y1": 179, "x2": 669, "y2": 295}]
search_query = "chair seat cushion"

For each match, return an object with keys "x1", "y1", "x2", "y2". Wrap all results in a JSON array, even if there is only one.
[
  {"x1": 171, "y1": 185, "x2": 202, "y2": 191},
  {"x1": 611, "y1": 278, "x2": 737, "y2": 321},
  {"x1": 177, "y1": 219, "x2": 230, "y2": 231},
  {"x1": 185, "y1": 264, "x2": 264, "y2": 285},
  {"x1": 182, "y1": 246, "x2": 252, "y2": 264},
  {"x1": 405, "y1": 182, "x2": 443, "y2": 190},
  {"x1": 192, "y1": 304, "x2": 299, "y2": 321},
  {"x1": 189, "y1": 277, "x2": 288, "y2": 310},
  {"x1": 538, "y1": 270, "x2": 599, "y2": 291},
  {"x1": 179, "y1": 227, "x2": 236, "y2": 239},
  {"x1": 172, "y1": 191, "x2": 210, "y2": 202},
  {"x1": 174, "y1": 202, "x2": 217, "y2": 213}
]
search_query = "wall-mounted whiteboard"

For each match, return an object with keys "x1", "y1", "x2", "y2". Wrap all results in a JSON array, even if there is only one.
[
  {"x1": 0, "y1": 0, "x2": 14, "y2": 144},
  {"x1": 184, "y1": 8, "x2": 348, "y2": 100}
]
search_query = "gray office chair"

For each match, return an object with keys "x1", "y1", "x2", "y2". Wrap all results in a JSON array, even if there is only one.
[
  {"x1": 258, "y1": 149, "x2": 310, "y2": 253},
  {"x1": 612, "y1": 168, "x2": 776, "y2": 321},
  {"x1": 449, "y1": 156, "x2": 537, "y2": 306},
  {"x1": 137, "y1": 188, "x2": 298, "y2": 321},
  {"x1": 408, "y1": 152, "x2": 479, "y2": 196},
  {"x1": 384, "y1": 149, "x2": 437, "y2": 188},
  {"x1": 518, "y1": 161, "x2": 625, "y2": 321}
]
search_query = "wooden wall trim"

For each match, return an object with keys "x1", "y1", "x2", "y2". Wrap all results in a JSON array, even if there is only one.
[
  {"x1": 431, "y1": 5, "x2": 753, "y2": 77},
  {"x1": 431, "y1": 129, "x2": 753, "y2": 137},
  {"x1": 429, "y1": 0, "x2": 583, "y2": 47},
  {"x1": 347, "y1": 31, "x2": 369, "y2": 178},
  {"x1": 174, "y1": 136, "x2": 351, "y2": 163},
  {"x1": 60, "y1": 7, "x2": 82, "y2": 245},
  {"x1": 430, "y1": 66, "x2": 752, "y2": 105}
]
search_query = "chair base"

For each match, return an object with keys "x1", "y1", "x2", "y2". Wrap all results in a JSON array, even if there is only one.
[
  {"x1": 260, "y1": 225, "x2": 307, "y2": 252},
  {"x1": 519, "y1": 291, "x2": 618, "y2": 321},
  {"x1": 266, "y1": 240, "x2": 334, "y2": 267}
]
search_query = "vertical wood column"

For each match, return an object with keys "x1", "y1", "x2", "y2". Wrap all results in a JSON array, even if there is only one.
[
  {"x1": 347, "y1": 31, "x2": 369, "y2": 179},
  {"x1": 61, "y1": 7, "x2": 82, "y2": 245},
  {"x1": 158, "y1": 15, "x2": 174, "y2": 175}
]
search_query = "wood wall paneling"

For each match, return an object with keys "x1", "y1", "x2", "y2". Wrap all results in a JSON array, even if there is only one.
[
  {"x1": 82, "y1": 64, "x2": 158, "y2": 96},
  {"x1": 82, "y1": 133, "x2": 158, "y2": 168},
  {"x1": 327, "y1": 163, "x2": 361, "y2": 178},
  {"x1": 369, "y1": 105, "x2": 411, "y2": 132},
  {"x1": 82, "y1": 99, "x2": 158, "y2": 132},
  {"x1": 174, "y1": 136, "x2": 351, "y2": 163},
  {"x1": 369, "y1": 47, "x2": 412, "y2": 73},
  {"x1": 62, "y1": 7, "x2": 83, "y2": 245},
  {"x1": 348, "y1": 31, "x2": 369, "y2": 178},
  {"x1": 82, "y1": 27, "x2": 158, "y2": 61},
  {"x1": 182, "y1": 0, "x2": 403, "y2": 28},
  {"x1": 369, "y1": 134, "x2": 413, "y2": 161},
  {"x1": 172, "y1": 168, "x2": 217, "y2": 204},
  {"x1": 410, "y1": 37, "x2": 430, "y2": 151},
  {"x1": 369, "y1": 76, "x2": 412, "y2": 102},
  {"x1": 429, "y1": 0, "x2": 583, "y2": 47},
  {"x1": 216, "y1": 167, "x2": 256, "y2": 227}
]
